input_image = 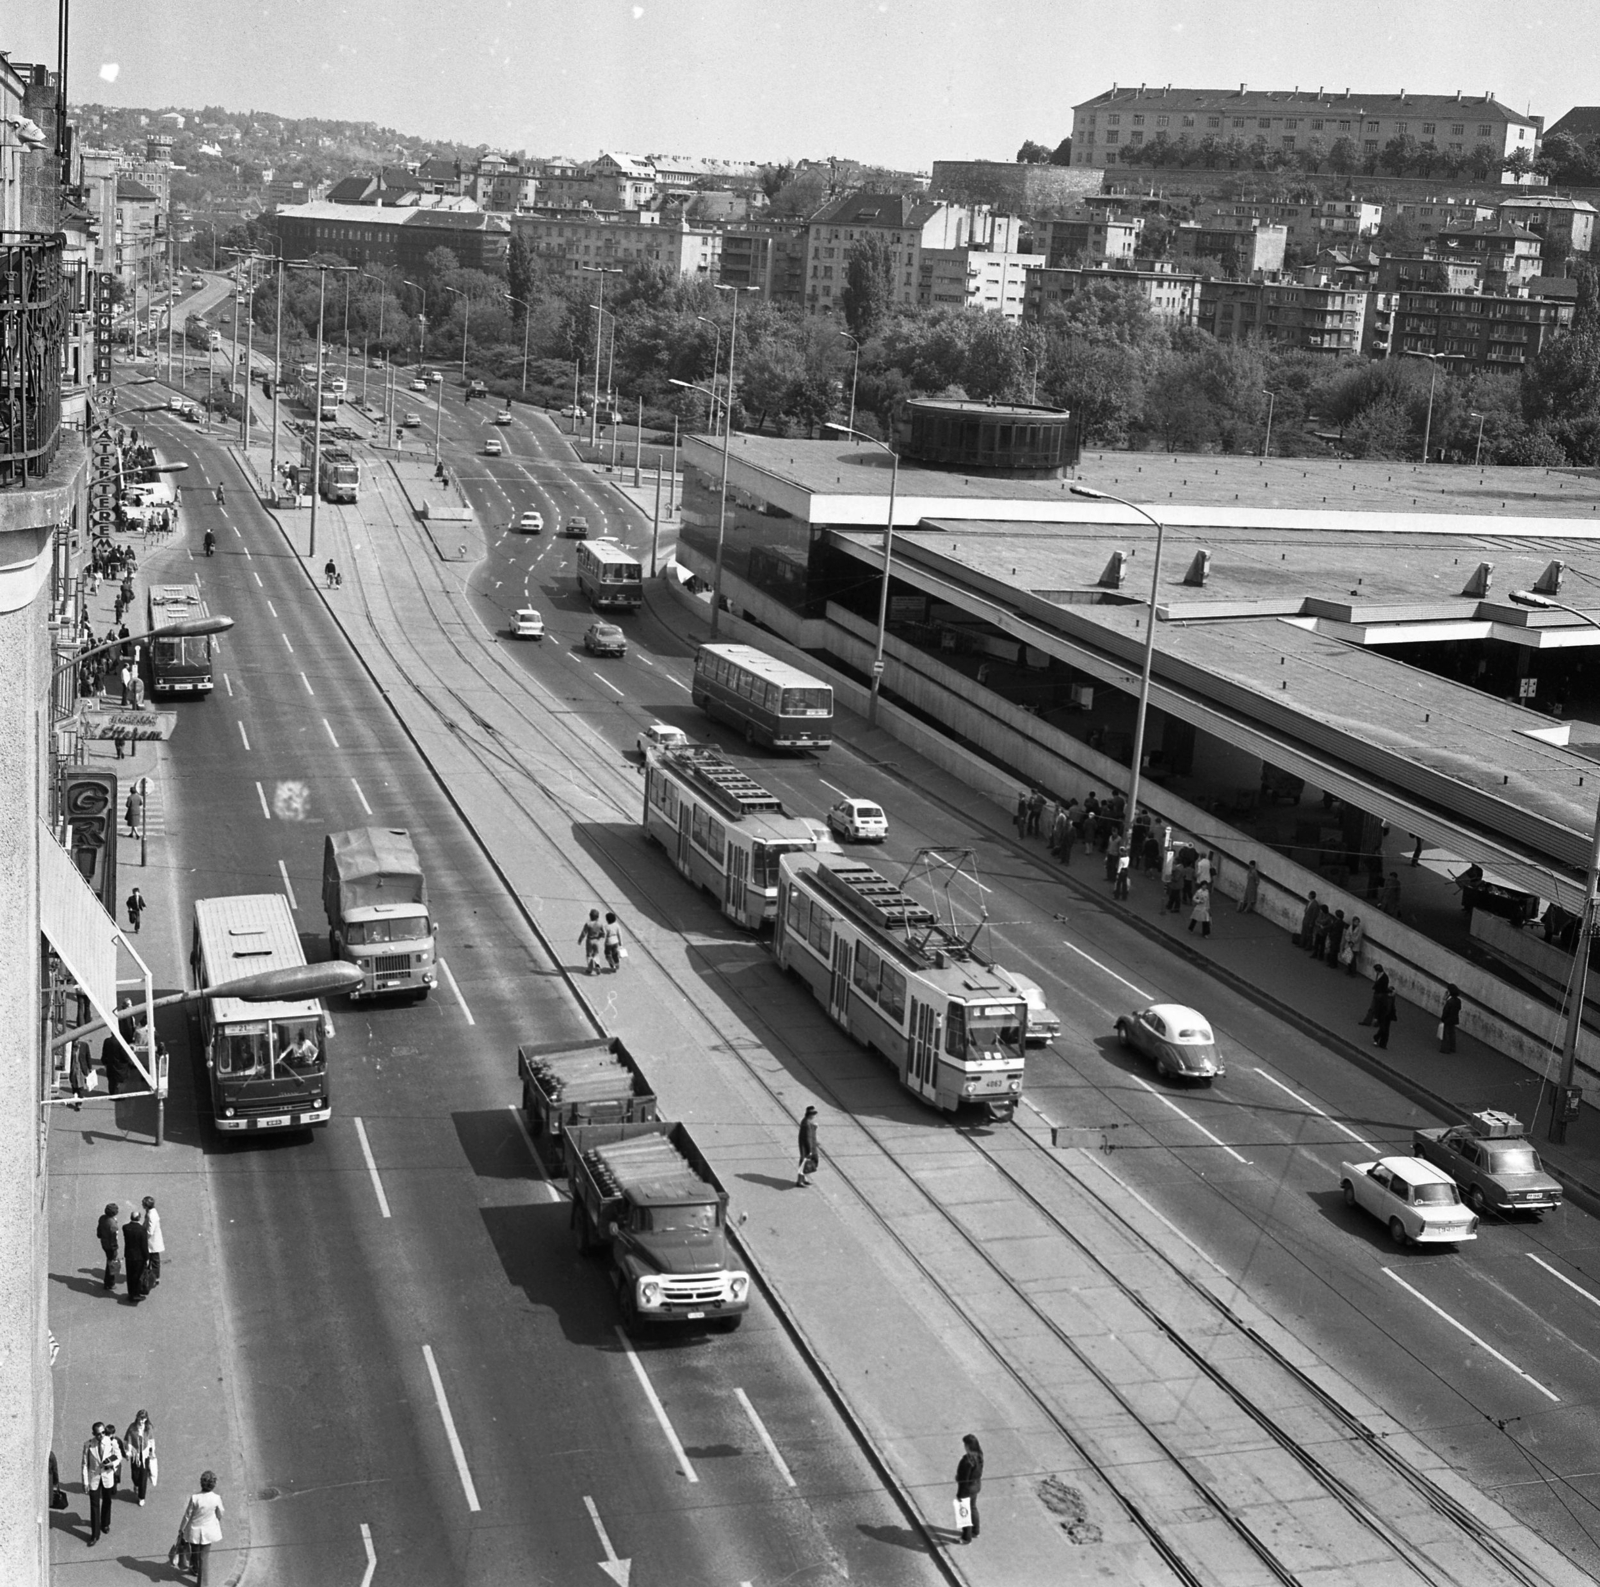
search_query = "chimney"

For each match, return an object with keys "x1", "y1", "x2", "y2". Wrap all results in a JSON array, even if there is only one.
[
  {"x1": 1139, "y1": 83, "x2": 1145, "y2": 95},
  {"x1": 1239, "y1": 83, "x2": 1247, "y2": 95},
  {"x1": 1455, "y1": 90, "x2": 1462, "y2": 102}
]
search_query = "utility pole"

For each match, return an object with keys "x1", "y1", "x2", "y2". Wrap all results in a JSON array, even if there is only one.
[{"x1": 288, "y1": 261, "x2": 355, "y2": 560}]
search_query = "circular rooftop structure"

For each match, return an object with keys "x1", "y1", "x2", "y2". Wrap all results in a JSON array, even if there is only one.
[{"x1": 903, "y1": 398, "x2": 1075, "y2": 478}]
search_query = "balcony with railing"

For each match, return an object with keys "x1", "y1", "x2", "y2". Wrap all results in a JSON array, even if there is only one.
[{"x1": 1, "y1": 232, "x2": 66, "y2": 487}]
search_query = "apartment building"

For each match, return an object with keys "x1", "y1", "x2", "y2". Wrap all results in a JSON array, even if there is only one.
[
  {"x1": 718, "y1": 220, "x2": 808, "y2": 304},
  {"x1": 1197, "y1": 275, "x2": 1367, "y2": 352},
  {"x1": 464, "y1": 152, "x2": 538, "y2": 213},
  {"x1": 1042, "y1": 212, "x2": 1142, "y2": 264},
  {"x1": 1497, "y1": 194, "x2": 1596, "y2": 255},
  {"x1": 1375, "y1": 254, "x2": 1484, "y2": 294},
  {"x1": 1174, "y1": 220, "x2": 1287, "y2": 275},
  {"x1": 272, "y1": 200, "x2": 511, "y2": 272},
  {"x1": 1392, "y1": 286, "x2": 1572, "y2": 369},
  {"x1": 919, "y1": 247, "x2": 1044, "y2": 318},
  {"x1": 1070, "y1": 85, "x2": 1540, "y2": 172},
  {"x1": 533, "y1": 154, "x2": 657, "y2": 212},
  {"x1": 1392, "y1": 196, "x2": 1496, "y2": 237},
  {"x1": 1023, "y1": 260, "x2": 1199, "y2": 327},
  {"x1": 1435, "y1": 220, "x2": 1542, "y2": 286},
  {"x1": 511, "y1": 209, "x2": 720, "y2": 276},
  {"x1": 114, "y1": 177, "x2": 164, "y2": 289}
]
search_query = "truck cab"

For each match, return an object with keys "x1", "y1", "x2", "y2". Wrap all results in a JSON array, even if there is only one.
[{"x1": 323, "y1": 827, "x2": 437, "y2": 1000}]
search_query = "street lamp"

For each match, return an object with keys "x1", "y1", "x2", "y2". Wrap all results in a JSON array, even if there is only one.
[
  {"x1": 1261, "y1": 389, "x2": 1277, "y2": 459},
  {"x1": 697, "y1": 315, "x2": 724, "y2": 434},
  {"x1": 1403, "y1": 350, "x2": 1462, "y2": 464},
  {"x1": 1070, "y1": 484, "x2": 1168, "y2": 870},
  {"x1": 288, "y1": 261, "x2": 356, "y2": 559},
  {"x1": 403, "y1": 280, "x2": 427, "y2": 367},
  {"x1": 504, "y1": 295, "x2": 532, "y2": 394},
  {"x1": 55, "y1": 613, "x2": 233, "y2": 714},
  {"x1": 839, "y1": 331, "x2": 860, "y2": 437},
  {"x1": 1470, "y1": 409, "x2": 1487, "y2": 468},
  {"x1": 579, "y1": 265, "x2": 623, "y2": 447},
  {"x1": 1510, "y1": 588, "x2": 1600, "y2": 1143},
  {"x1": 443, "y1": 283, "x2": 469, "y2": 388},
  {"x1": 825, "y1": 422, "x2": 899, "y2": 726}
]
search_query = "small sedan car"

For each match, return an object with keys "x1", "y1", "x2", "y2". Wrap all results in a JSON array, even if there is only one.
[
  {"x1": 409, "y1": 378, "x2": 428, "y2": 393},
  {"x1": 494, "y1": 409, "x2": 513, "y2": 426},
  {"x1": 511, "y1": 607, "x2": 544, "y2": 640},
  {"x1": 1115, "y1": 1003, "x2": 1224, "y2": 1082},
  {"x1": 584, "y1": 620, "x2": 627, "y2": 657},
  {"x1": 1412, "y1": 1123, "x2": 1563, "y2": 1216},
  {"x1": 399, "y1": 411, "x2": 422, "y2": 428},
  {"x1": 638, "y1": 722, "x2": 690, "y2": 757},
  {"x1": 1341, "y1": 1156, "x2": 1480, "y2": 1245},
  {"x1": 826, "y1": 798, "x2": 889, "y2": 843},
  {"x1": 1009, "y1": 976, "x2": 1061, "y2": 1047},
  {"x1": 484, "y1": 437, "x2": 503, "y2": 456},
  {"x1": 427, "y1": 370, "x2": 443, "y2": 384},
  {"x1": 516, "y1": 510, "x2": 544, "y2": 534},
  {"x1": 558, "y1": 404, "x2": 586, "y2": 418},
  {"x1": 564, "y1": 514, "x2": 590, "y2": 540}
]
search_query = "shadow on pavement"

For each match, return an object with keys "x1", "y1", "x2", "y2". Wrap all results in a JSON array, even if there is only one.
[
  {"x1": 857, "y1": 1522, "x2": 934, "y2": 1554},
  {"x1": 452, "y1": 1109, "x2": 538, "y2": 1182},
  {"x1": 51, "y1": 1269, "x2": 114, "y2": 1299},
  {"x1": 736, "y1": 1172, "x2": 800, "y2": 1193},
  {"x1": 478, "y1": 1203, "x2": 618, "y2": 1345}
]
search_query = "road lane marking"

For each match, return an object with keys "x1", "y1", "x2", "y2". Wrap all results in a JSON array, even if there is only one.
[
  {"x1": 734, "y1": 1388, "x2": 796, "y2": 1486},
  {"x1": 1382, "y1": 1269, "x2": 1559, "y2": 1401},
  {"x1": 613, "y1": 1326, "x2": 698, "y2": 1482},
  {"x1": 421, "y1": 1345, "x2": 482, "y2": 1509},
  {"x1": 267, "y1": 600, "x2": 278, "y2": 617},
  {"x1": 358, "y1": 1523, "x2": 377, "y2": 1587},
  {"x1": 322, "y1": 717, "x2": 339, "y2": 748},
  {"x1": 635, "y1": 653, "x2": 655, "y2": 668},
  {"x1": 1528, "y1": 1253, "x2": 1600, "y2": 1309},
  {"x1": 820, "y1": 779, "x2": 849, "y2": 799},
  {"x1": 253, "y1": 571, "x2": 263, "y2": 587},
  {"x1": 1060, "y1": 939, "x2": 1152, "y2": 999},
  {"x1": 255, "y1": 781, "x2": 271, "y2": 819},
  {"x1": 1131, "y1": 1075, "x2": 1249, "y2": 1163},
  {"x1": 583, "y1": 1496, "x2": 631, "y2": 1586},
  {"x1": 506, "y1": 1103, "x2": 559, "y2": 1201},
  {"x1": 350, "y1": 777, "x2": 372, "y2": 814},
  {"x1": 1253, "y1": 1069, "x2": 1379, "y2": 1154},
  {"x1": 439, "y1": 958, "x2": 476, "y2": 1025},
  {"x1": 282, "y1": 632, "x2": 294, "y2": 653},
  {"x1": 237, "y1": 721, "x2": 250, "y2": 751},
  {"x1": 353, "y1": 1117, "x2": 392, "y2": 1218},
  {"x1": 301, "y1": 671, "x2": 315, "y2": 695},
  {"x1": 592, "y1": 670, "x2": 625, "y2": 696},
  {"x1": 223, "y1": 673, "x2": 233, "y2": 697},
  {"x1": 277, "y1": 860, "x2": 298, "y2": 910},
  {"x1": 665, "y1": 674, "x2": 690, "y2": 690}
]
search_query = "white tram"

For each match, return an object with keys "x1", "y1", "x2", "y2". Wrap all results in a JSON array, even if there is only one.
[
  {"x1": 642, "y1": 744, "x2": 823, "y2": 929},
  {"x1": 774, "y1": 852, "x2": 1027, "y2": 1119}
]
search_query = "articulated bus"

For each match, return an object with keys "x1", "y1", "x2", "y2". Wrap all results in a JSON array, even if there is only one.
[
  {"x1": 576, "y1": 539, "x2": 644, "y2": 612},
  {"x1": 190, "y1": 894, "x2": 332, "y2": 1133},
  {"x1": 301, "y1": 437, "x2": 360, "y2": 503},
  {"x1": 691, "y1": 643, "x2": 834, "y2": 751},
  {"x1": 774, "y1": 852, "x2": 1027, "y2": 1120},
  {"x1": 642, "y1": 743, "x2": 822, "y2": 929},
  {"x1": 146, "y1": 581, "x2": 216, "y2": 697}
]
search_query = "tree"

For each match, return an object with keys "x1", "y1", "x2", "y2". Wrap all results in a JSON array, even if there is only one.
[
  {"x1": 1016, "y1": 140, "x2": 1052, "y2": 164},
  {"x1": 738, "y1": 343, "x2": 805, "y2": 432},
  {"x1": 758, "y1": 162, "x2": 794, "y2": 201},
  {"x1": 841, "y1": 234, "x2": 897, "y2": 340},
  {"x1": 1049, "y1": 137, "x2": 1073, "y2": 166},
  {"x1": 1501, "y1": 147, "x2": 1536, "y2": 185},
  {"x1": 1522, "y1": 324, "x2": 1600, "y2": 464},
  {"x1": 507, "y1": 232, "x2": 535, "y2": 315},
  {"x1": 1327, "y1": 137, "x2": 1357, "y2": 175},
  {"x1": 963, "y1": 316, "x2": 1026, "y2": 401},
  {"x1": 1343, "y1": 394, "x2": 1416, "y2": 459}
]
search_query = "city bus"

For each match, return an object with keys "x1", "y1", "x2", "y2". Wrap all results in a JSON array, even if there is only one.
[
  {"x1": 642, "y1": 743, "x2": 822, "y2": 929},
  {"x1": 575, "y1": 539, "x2": 644, "y2": 613},
  {"x1": 775, "y1": 851, "x2": 1027, "y2": 1120},
  {"x1": 190, "y1": 893, "x2": 332, "y2": 1133},
  {"x1": 146, "y1": 581, "x2": 216, "y2": 697},
  {"x1": 301, "y1": 436, "x2": 360, "y2": 503},
  {"x1": 691, "y1": 643, "x2": 834, "y2": 751}
]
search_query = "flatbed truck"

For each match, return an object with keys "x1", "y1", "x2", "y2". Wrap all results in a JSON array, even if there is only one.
[{"x1": 516, "y1": 1036, "x2": 658, "y2": 1174}]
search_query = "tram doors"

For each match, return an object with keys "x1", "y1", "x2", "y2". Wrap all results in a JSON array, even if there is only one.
[
  {"x1": 908, "y1": 998, "x2": 940, "y2": 1101},
  {"x1": 829, "y1": 936, "x2": 852, "y2": 1023},
  {"x1": 726, "y1": 842, "x2": 750, "y2": 921},
  {"x1": 677, "y1": 805, "x2": 692, "y2": 872}
]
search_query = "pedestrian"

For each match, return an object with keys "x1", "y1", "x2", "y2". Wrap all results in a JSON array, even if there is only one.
[
  {"x1": 603, "y1": 910, "x2": 624, "y2": 972},
  {"x1": 1013, "y1": 790, "x2": 1028, "y2": 839},
  {"x1": 955, "y1": 1433, "x2": 984, "y2": 1545},
  {"x1": 81, "y1": 1421, "x2": 123, "y2": 1544},
  {"x1": 142, "y1": 1196, "x2": 164, "y2": 1286},
  {"x1": 119, "y1": 660, "x2": 135, "y2": 708},
  {"x1": 1179, "y1": 844, "x2": 1198, "y2": 905},
  {"x1": 1371, "y1": 964, "x2": 1397, "y2": 1049},
  {"x1": 67, "y1": 1039, "x2": 94, "y2": 1110},
  {"x1": 125, "y1": 785, "x2": 144, "y2": 838},
  {"x1": 1342, "y1": 914, "x2": 1364, "y2": 975},
  {"x1": 178, "y1": 1470, "x2": 225, "y2": 1585},
  {"x1": 1112, "y1": 845, "x2": 1131, "y2": 900},
  {"x1": 123, "y1": 1206, "x2": 150, "y2": 1302},
  {"x1": 1381, "y1": 870, "x2": 1401, "y2": 916},
  {"x1": 1298, "y1": 891, "x2": 1322, "y2": 950},
  {"x1": 1311, "y1": 906, "x2": 1333, "y2": 961},
  {"x1": 1439, "y1": 983, "x2": 1461, "y2": 1053},
  {"x1": 1164, "y1": 856, "x2": 1183, "y2": 914},
  {"x1": 127, "y1": 887, "x2": 146, "y2": 934},
  {"x1": 577, "y1": 909, "x2": 605, "y2": 975},
  {"x1": 1323, "y1": 909, "x2": 1346, "y2": 966},
  {"x1": 1027, "y1": 788, "x2": 1044, "y2": 836},
  {"x1": 1237, "y1": 859, "x2": 1260, "y2": 915},
  {"x1": 96, "y1": 1202, "x2": 121, "y2": 1290},
  {"x1": 796, "y1": 1105, "x2": 820, "y2": 1187},
  {"x1": 124, "y1": 1411, "x2": 157, "y2": 1506},
  {"x1": 1196, "y1": 850, "x2": 1213, "y2": 890},
  {"x1": 1142, "y1": 829, "x2": 1161, "y2": 876},
  {"x1": 1188, "y1": 881, "x2": 1212, "y2": 937},
  {"x1": 1410, "y1": 835, "x2": 1425, "y2": 867},
  {"x1": 1049, "y1": 805, "x2": 1069, "y2": 859}
]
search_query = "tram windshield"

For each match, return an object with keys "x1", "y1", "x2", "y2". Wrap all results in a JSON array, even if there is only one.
[
  {"x1": 752, "y1": 839, "x2": 815, "y2": 890},
  {"x1": 949, "y1": 1001, "x2": 1026, "y2": 1062}
]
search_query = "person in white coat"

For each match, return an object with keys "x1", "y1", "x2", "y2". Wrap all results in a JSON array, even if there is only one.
[
  {"x1": 180, "y1": 1470, "x2": 225, "y2": 1585},
  {"x1": 141, "y1": 1196, "x2": 164, "y2": 1287}
]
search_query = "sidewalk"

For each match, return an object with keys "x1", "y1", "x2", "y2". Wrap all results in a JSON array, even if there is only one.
[{"x1": 49, "y1": 516, "x2": 250, "y2": 1584}]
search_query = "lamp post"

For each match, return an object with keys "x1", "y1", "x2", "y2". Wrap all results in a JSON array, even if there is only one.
[
  {"x1": 1511, "y1": 588, "x2": 1600, "y2": 1143},
  {"x1": 342, "y1": 272, "x2": 352, "y2": 392},
  {"x1": 270, "y1": 254, "x2": 283, "y2": 487},
  {"x1": 572, "y1": 359, "x2": 582, "y2": 434},
  {"x1": 55, "y1": 610, "x2": 228, "y2": 715},
  {"x1": 442, "y1": 283, "x2": 469, "y2": 388},
  {"x1": 1403, "y1": 350, "x2": 1462, "y2": 464},
  {"x1": 1261, "y1": 389, "x2": 1277, "y2": 459},
  {"x1": 698, "y1": 315, "x2": 723, "y2": 434},
  {"x1": 1470, "y1": 409, "x2": 1487, "y2": 468},
  {"x1": 288, "y1": 262, "x2": 356, "y2": 560},
  {"x1": 1070, "y1": 484, "x2": 1168, "y2": 866},
  {"x1": 403, "y1": 281, "x2": 427, "y2": 368},
  {"x1": 504, "y1": 295, "x2": 532, "y2": 394},
  {"x1": 359, "y1": 269, "x2": 390, "y2": 414},
  {"x1": 825, "y1": 422, "x2": 899, "y2": 726},
  {"x1": 579, "y1": 265, "x2": 622, "y2": 446},
  {"x1": 839, "y1": 331, "x2": 860, "y2": 436}
]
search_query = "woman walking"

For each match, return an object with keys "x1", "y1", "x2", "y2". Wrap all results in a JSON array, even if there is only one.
[
  {"x1": 1342, "y1": 914, "x2": 1364, "y2": 976},
  {"x1": 955, "y1": 1433, "x2": 984, "y2": 1544},
  {"x1": 142, "y1": 1196, "x2": 164, "y2": 1286},
  {"x1": 1187, "y1": 881, "x2": 1212, "y2": 938},
  {"x1": 1439, "y1": 983, "x2": 1462, "y2": 1053},
  {"x1": 577, "y1": 909, "x2": 605, "y2": 976},
  {"x1": 178, "y1": 1470, "x2": 225, "y2": 1585},
  {"x1": 603, "y1": 911, "x2": 624, "y2": 973},
  {"x1": 124, "y1": 1411, "x2": 156, "y2": 1506}
]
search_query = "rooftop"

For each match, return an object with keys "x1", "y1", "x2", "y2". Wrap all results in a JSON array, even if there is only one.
[{"x1": 1073, "y1": 86, "x2": 1536, "y2": 127}]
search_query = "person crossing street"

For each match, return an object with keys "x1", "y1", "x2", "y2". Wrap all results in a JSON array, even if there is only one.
[{"x1": 796, "y1": 1106, "x2": 820, "y2": 1187}]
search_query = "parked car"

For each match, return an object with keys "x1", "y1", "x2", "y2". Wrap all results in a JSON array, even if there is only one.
[
  {"x1": 511, "y1": 608, "x2": 545, "y2": 641},
  {"x1": 825, "y1": 798, "x2": 889, "y2": 843},
  {"x1": 493, "y1": 408, "x2": 513, "y2": 426},
  {"x1": 584, "y1": 620, "x2": 627, "y2": 657},
  {"x1": 409, "y1": 378, "x2": 429, "y2": 393},
  {"x1": 484, "y1": 437, "x2": 503, "y2": 456},
  {"x1": 637, "y1": 722, "x2": 690, "y2": 757},
  {"x1": 564, "y1": 514, "x2": 590, "y2": 540},
  {"x1": 516, "y1": 510, "x2": 544, "y2": 534},
  {"x1": 400, "y1": 411, "x2": 422, "y2": 428},
  {"x1": 1340, "y1": 1156, "x2": 1480, "y2": 1246},
  {"x1": 1114, "y1": 1004, "x2": 1223, "y2": 1082},
  {"x1": 1412, "y1": 1111, "x2": 1563, "y2": 1217},
  {"x1": 1008, "y1": 975, "x2": 1061, "y2": 1047}
]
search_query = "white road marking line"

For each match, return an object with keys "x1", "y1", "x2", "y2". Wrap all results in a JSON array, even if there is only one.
[
  {"x1": 819, "y1": 779, "x2": 850, "y2": 798},
  {"x1": 351, "y1": 777, "x2": 372, "y2": 815},
  {"x1": 1253, "y1": 1069, "x2": 1379, "y2": 1153},
  {"x1": 223, "y1": 673, "x2": 233, "y2": 697},
  {"x1": 358, "y1": 1522, "x2": 377, "y2": 1587},
  {"x1": 506, "y1": 1103, "x2": 559, "y2": 1201},
  {"x1": 1131, "y1": 1075, "x2": 1249, "y2": 1162},
  {"x1": 267, "y1": 600, "x2": 278, "y2": 617},
  {"x1": 1382, "y1": 1269, "x2": 1560, "y2": 1401},
  {"x1": 277, "y1": 860, "x2": 298, "y2": 911},
  {"x1": 353, "y1": 1117, "x2": 392, "y2": 1219},
  {"x1": 421, "y1": 1345, "x2": 482, "y2": 1509},
  {"x1": 255, "y1": 781, "x2": 271, "y2": 819},
  {"x1": 665, "y1": 674, "x2": 690, "y2": 691},
  {"x1": 233, "y1": 523, "x2": 244, "y2": 539},
  {"x1": 1060, "y1": 939, "x2": 1153, "y2": 999},
  {"x1": 237, "y1": 721, "x2": 250, "y2": 751},
  {"x1": 282, "y1": 632, "x2": 294, "y2": 653},
  {"x1": 583, "y1": 1496, "x2": 630, "y2": 1584},
  {"x1": 301, "y1": 671, "x2": 315, "y2": 695},
  {"x1": 322, "y1": 717, "x2": 339, "y2": 748},
  {"x1": 1528, "y1": 1253, "x2": 1600, "y2": 1309},
  {"x1": 253, "y1": 570, "x2": 263, "y2": 587},
  {"x1": 592, "y1": 670, "x2": 625, "y2": 696},
  {"x1": 734, "y1": 1388, "x2": 796, "y2": 1486},
  {"x1": 439, "y1": 958, "x2": 476, "y2": 1025},
  {"x1": 613, "y1": 1326, "x2": 698, "y2": 1482},
  {"x1": 635, "y1": 653, "x2": 655, "y2": 668}
]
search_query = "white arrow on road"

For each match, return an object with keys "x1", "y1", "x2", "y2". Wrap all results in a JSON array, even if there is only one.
[{"x1": 584, "y1": 1494, "x2": 631, "y2": 1585}]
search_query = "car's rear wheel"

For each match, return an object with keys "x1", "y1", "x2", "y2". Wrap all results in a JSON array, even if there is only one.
[
  {"x1": 1341, "y1": 1180, "x2": 1356, "y2": 1208},
  {"x1": 1115, "y1": 1020, "x2": 1130, "y2": 1047},
  {"x1": 1467, "y1": 1185, "x2": 1487, "y2": 1214},
  {"x1": 1388, "y1": 1217, "x2": 1408, "y2": 1245}
]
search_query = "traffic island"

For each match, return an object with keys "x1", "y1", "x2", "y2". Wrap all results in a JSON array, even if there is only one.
[{"x1": 386, "y1": 457, "x2": 479, "y2": 562}]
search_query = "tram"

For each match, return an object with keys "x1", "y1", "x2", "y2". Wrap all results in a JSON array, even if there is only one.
[
  {"x1": 641, "y1": 743, "x2": 822, "y2": 929},
  {"x1": 774, "y1": 850, "x2": 1027, "y2": 1119}
]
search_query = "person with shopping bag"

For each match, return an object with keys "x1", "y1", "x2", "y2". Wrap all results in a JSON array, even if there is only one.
[
  {"x1": 954, "y1": 1433, "x2": 984, "y2": 1544},
  {"x1": 173, "y1": 1470, "x2": 225, "y2": 1583}
]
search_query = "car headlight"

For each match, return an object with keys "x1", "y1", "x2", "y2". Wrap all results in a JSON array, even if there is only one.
[
  {"x1": 639, "y1": 1280, "x2": 661, "y2": 1308},
  {"x1": 729, "y1": 1275, "x2": 749, "y2": 1302}
]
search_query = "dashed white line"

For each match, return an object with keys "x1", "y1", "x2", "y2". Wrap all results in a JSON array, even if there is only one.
[
  {"x1": 820, "y1": 779, "x2": 850, "y2": 799},
  {"x1": 267, "y1": 600, "x2": 278, "y2": 617},
  {"x1": 253, "y1": 570, "x2": 263, "y2": 587},
  {"x1": 282, "y1": 632, "x2": 295, "y2": 654},
  {"x1": 301, "y1": 671, "x2": 315, "y2": 695},
  {"x1": 1131, "y1": 1074, "x2": 1250, "y2": 1163},
  {"x1": 1528, "y1": 1253, "x2": 1600, "y2": 1309},
  {"x1": 223, "y1": 672, "x2": 233, "y2": 697},
  {"x1": 614, "y1": 1326, "x2": 698, "y2": 1482},
  {"x1": 357, "y1": 1523, "x2": 377, "y2": 1587},
  {"x1": 237, "y1": 721, "x2": 250, "y2": 751},
  {"x1": 322, "y1": 717, "x2": 340, "y2": 748},
  {"x1": 506, "y1": 1103, "x2": 559, "y2": 1200},
  {"x1": 1060, "y1": 939, "x2": 1152, "y2": 999},
  {"x1": 350, "y1": 777, "x2": 372, "y2": 815},
  {"x1": 1253, "y1": 1069, "x2": 1379, "y2": 1154},
  {"x1": 255, "y1": 781, "x2": 271, "y2": 819},
  {"x1": 421, "y1": 1345, "x2": 482, "y2": 1510},
  {"x1": 353, "y1": 1117, "x2": 392, "y2": 1218},
  {"x1": 277, "y1": 860, "x2": 298, "y2": 910},
  {"x1": 665, "y1": 674, "x2": 690, "y2": 691},
  {"x1": 592, "y1": 670, "x2": 625, "y2": 696},
  {"x1": 734, "y1": 1388, "x2": 796, "y2": 1486},
  {"x1": 1382, "y1": 1269, "x2": 1559, "y2": 1401},
  {"x1": 439, "y1": 958, "x2": 476, "y2": 1025}
]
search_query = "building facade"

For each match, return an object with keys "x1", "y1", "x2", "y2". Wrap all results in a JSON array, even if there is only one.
[
  {"x1": 1435, "y1": 221, "x2": 1543, "y2": 287},
  {"x1": 272, "y1": 200, "x2": 511, "y2": 272},
  {"x1": 1174, "y1": 220, "x2": 1287, "y2": 275},
  {"x1": 1042, "y1": 213, "x2": 1142, "y2": 264},
  {"x1": 918, "y1": 247, "x2": 1043, "y2": 318},
  {"x1": 1023, "y1": 260, "x2": 1199, "y2": 326},
  {"x1": 510, "y1": 209, "x2": 720, "y2": 276},
  {"x1": 1392, "y1": 287, "x2": 1573, "y2": 369},
  {"x1": 1197, "y1": 276, "x2": 1368, "y2": 352},
  {"x1": 1497, "y1": 195, "x2": 1596, "y2": 255},
  {"x1": 718, "y1": 220, "x2": 809, "y2": 304}
]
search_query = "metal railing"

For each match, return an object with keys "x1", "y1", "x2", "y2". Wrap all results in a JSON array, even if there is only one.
[{"x1": 1, "y1": 232, "x2": 67, "y2": 486}]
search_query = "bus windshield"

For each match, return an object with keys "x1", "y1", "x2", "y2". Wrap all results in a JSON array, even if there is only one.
[
  {"x1": 215, "y1": 1024, "x2": 271, "y2": 1078},
  {"x1": 346, "y1": 916, "x2": 429, "y2": 946},
  {"x1": 780, "y1": 686, "x2": 832, "y2": 715},
  {"x1": 274, "y1": 1018, "x2": 324, "y2": 1073}
]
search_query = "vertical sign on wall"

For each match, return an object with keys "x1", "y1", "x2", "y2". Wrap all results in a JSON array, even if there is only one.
[{"x1": 60, "y1": 768, "x2": 118, "y2": 918}]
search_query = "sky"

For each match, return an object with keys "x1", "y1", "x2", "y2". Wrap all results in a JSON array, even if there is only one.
[{"x1": 10, "y1": 0, "x2": 1600, "y2": 169}]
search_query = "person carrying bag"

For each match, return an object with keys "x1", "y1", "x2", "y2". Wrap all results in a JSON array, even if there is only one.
[{"x1": 175, "y1": 1470, "x2": 225, "y2": 1584}]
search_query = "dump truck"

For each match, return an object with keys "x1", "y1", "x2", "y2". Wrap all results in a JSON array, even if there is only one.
[
  {"x1": 565, "y1": 1121, "x2": 750, "y2": 1333},
  {"x1": 322, "y1": 827, "x2": 436, "y2": 1000},
  {"x1": 517, "y1": 1036, "x2": 657, "y2": 1175}
]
